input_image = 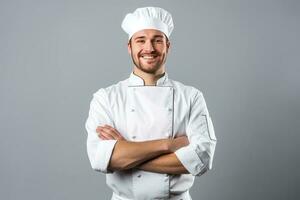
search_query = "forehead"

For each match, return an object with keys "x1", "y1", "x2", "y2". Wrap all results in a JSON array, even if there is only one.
[{"x1": 131, "y1": 29, "x2": 166, "y2": 39}]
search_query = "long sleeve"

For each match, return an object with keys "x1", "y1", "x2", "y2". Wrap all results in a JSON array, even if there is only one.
[
  {"x1": 175, "y1": 90, "x2": 217, "y2": 176},
  {"x1": 85, "y1": 88, "x2": 117, "y2": 173}
]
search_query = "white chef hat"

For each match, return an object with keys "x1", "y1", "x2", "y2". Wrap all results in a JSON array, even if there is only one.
[{"x1": 121, "y1": 7, "x2": 174, "y2": 40}]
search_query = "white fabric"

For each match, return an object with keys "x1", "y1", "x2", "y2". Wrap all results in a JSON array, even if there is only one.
[
  {"x1": 85, "y1": 72, "x2": 217, "y2": 200},
  {"x1": 112, "y1": 190, "x2": 192, "y2": 200},
  {"x1": 121, "y1": 7, "x2": 174, "y2": 40}
]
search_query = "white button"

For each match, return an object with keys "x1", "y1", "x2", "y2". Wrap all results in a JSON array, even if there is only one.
[
  {"x1": 131, "y1": 108, "x2": 135, "y2": 112},
  {"x1": 137, "y1": 175, "x2": 141, "y2": 178},
  {"x1": 132, "y1": 136, "x2": 136, "y2": 139},
  {"x1": 168, "y1": 108, "x2": 172, "y2": 111}
]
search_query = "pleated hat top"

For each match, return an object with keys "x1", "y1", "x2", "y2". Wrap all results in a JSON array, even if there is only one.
[{"x1": 121, "y1": 7, "x2": 174, "y2": 40}]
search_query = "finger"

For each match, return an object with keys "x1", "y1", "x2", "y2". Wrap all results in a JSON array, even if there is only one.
[
  {"x1": 100, "y1": 130, "x2": 115, "y2": 140},
  {"x1": 97, "y1": 132, "x2": 110, "y2": 140},
  {"x1": 102, "y1": 126, "x2": 122, "y2": 138},
  {"x1": 96, "y1": 128, "x2": 106, "y2": 138},
  {"x1": 100, "y1": 127, "x2": 120, "y2": 140},
  {"x1": 104, "y1": 125, "x2": 118, "y2": 133},
  {"x1": 99, "y1": 134, "x2": 109, "y2": 140},
  {"x1": 96, "y1": 126, "x2": 102, "y2": 134},
  {"x1": 96, "y1": 126, "x2": 107, "y2": 133},
  {"x1": 99, "y1": 125, "x2": 125, "y2": 140},
  {"x1": 104, "y1": 125, "x2": 124, "y2": 138},
  {"x1": 96, "y1": 127, "x2": 102, "y2": 136},
  {"x1": 96, "y1": 128, "x2": 110, "y2": 140}
]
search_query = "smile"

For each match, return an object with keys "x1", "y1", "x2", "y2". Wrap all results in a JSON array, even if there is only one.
[{"x1": 140, "y1": 55, "x2": 158, "y2": 60}]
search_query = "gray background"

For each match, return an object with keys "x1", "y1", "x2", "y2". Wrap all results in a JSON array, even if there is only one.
[{"x1": 1, "y1": 0, "x2": 299, "y2": 199}]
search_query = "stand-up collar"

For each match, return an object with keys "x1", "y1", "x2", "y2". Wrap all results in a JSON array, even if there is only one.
[{"x1": 128, "y1": 72, "x2": 169, "y2": 86}]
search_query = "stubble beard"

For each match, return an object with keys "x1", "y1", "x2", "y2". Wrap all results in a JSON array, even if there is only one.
[{"x1": 130, "y1": 53, "x2": 167, "y2": 74}]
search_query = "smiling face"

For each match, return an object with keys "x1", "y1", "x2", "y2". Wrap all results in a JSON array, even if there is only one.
[{"x1": 128, "y1": 29, "x2": 170, "y2": 74}]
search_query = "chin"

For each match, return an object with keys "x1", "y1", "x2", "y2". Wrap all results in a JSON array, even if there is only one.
[
  {"x1": 142, "y1": 67, "x2": 161, "y2": 74},
  {"x1": 136, "y1": 64, "x2": 155, "y2": 72}
]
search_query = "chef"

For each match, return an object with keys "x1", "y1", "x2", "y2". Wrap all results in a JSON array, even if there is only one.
[{"x1": 85, "y1": 7, "x2": 217, "y2": 200}]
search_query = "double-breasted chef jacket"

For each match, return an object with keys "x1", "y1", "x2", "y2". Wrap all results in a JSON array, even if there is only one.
[{"x1": 85, "y1": 72, "x2": 217, "y2": 200}]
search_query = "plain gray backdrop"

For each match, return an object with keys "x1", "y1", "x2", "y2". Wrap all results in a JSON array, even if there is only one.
[{"x1": 1, "y1": 0, "x2": 299, "y2": 199}]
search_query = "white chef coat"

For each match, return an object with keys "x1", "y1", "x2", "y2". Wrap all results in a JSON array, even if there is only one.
[{"x1": 85, "y1": 72, "x2": 217, "y2": 200}]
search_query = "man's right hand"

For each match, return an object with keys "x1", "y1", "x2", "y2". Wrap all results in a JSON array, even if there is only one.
[{"x1": 96, "y1": 125, "x2": 125, "y2": 141}]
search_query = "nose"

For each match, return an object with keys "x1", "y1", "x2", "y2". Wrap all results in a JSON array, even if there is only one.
[{"x1": 143, "y1": 40, "x2": 155, "y2": 52}]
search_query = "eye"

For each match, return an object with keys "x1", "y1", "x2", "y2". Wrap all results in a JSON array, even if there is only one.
[
  {"x1": 136, "y1": 40, "x2": 145, "y2": 43},
  {"x1": 154, "y1": 39, "x2": 163, "y2": 43}
]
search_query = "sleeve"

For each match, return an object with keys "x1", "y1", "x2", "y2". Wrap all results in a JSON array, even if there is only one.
[
  {"x1": 85, "y1": 88, "x2": 118, "y2": 173},
  {"x1": 174, "y1": 90, "x2": 217, "y2": 176}
]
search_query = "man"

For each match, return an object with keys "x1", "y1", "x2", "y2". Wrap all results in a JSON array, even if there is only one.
[{"x1": 85, "y1": 7, "x2": 217, "y2": 200}]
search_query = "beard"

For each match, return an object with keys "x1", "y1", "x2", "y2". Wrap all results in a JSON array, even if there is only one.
[{"x1": 130, "y1": 52, "x2": 167, "y2": 74}]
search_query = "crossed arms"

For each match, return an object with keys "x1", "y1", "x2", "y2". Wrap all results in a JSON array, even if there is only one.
[
  {"x1": 96, "y1": 125, "x2": 189, "y2": 174},
  {"x1": 86, "y1": 89, "x2": 216, "y2": 176}
]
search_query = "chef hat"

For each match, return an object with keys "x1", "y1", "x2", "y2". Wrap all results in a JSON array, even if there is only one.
[{"x1": 121, "y1": 7, "x2": 174, "y2": 40}]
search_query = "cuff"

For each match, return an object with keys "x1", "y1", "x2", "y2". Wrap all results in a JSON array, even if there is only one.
[
  {"x1": 174, "y1": 144, "x2": 208, "y2": 176},
  {"x1": 93, "y1": 140, "x2": 118, "y2": 173}
]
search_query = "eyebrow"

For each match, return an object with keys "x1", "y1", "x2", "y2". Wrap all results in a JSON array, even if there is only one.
[{"x1": 134, "y1": 35, "x2": 164, "y2": 40}]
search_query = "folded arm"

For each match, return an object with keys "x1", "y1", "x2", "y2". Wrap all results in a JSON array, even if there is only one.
[
  {"x1": 86, "y1": 88, "x2": 216, "y2": 177},
  {"x1": 108, "y1": 139, "x2": 170, "y2": 171},
  {"x1": 85, "y1": 90, "x2": 189, "y2": 174},
  {"x1": 137, "y1": 153, "x2": 189, "y2": 174},
  {"x1": 97, "y1": 125, "x2": 189, "y2": 173}
]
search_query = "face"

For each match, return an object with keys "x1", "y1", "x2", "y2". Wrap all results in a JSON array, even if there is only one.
[{"x1": 128, "y1": 29, "x2": 170, "y2": 74}]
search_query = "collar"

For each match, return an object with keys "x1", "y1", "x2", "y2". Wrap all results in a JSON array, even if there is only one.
[{"x1": 128, "y1": 71, "x2": 169, "y2": 86}]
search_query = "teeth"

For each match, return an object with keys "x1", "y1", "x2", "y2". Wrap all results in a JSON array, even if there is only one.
[{"x1": 142, "y1": 55, "x2": 156, "y2": 59}]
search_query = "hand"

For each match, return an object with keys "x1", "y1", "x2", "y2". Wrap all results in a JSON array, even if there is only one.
[
  {"x1": 96, "y1": 125, "x2": 125, "y2": 141},
  {"x1": 169, "y1": 136, "x2": 189, "y2": 152}
]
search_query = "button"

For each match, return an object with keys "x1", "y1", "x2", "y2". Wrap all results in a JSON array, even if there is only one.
[
  {"x1": 168, "y1": 108, "x2": 172, "y2": 111},
  {"x1": 131, "y1": 108, "x2": 135, "y2": 112},
  {"x1": 132, "y1": 136, "x2": 136, "y2": 139},
  {"x1": 137, "y1": 174, "x2": 141, "y2": 178}
]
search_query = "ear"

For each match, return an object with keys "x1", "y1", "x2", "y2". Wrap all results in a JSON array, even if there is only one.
[
  {"x1": 127, "y1": 42, "x2": 132, "y2": 55},
  {"x1": 166, "y1": 41, "x2": 171, "y2": 53}
]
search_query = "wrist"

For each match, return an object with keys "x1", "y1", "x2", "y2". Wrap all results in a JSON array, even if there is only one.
[
  {"x1": 160, "y1": 139, "x2": 171, "y2": 153},
  {"x1": 165, "y1": 138, "x2": 175, "y2": 153}
]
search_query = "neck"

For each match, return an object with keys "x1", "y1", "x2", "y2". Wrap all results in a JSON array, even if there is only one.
[{"x1": 133, "y1": 66, "x2": 165, "y2": 86}]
